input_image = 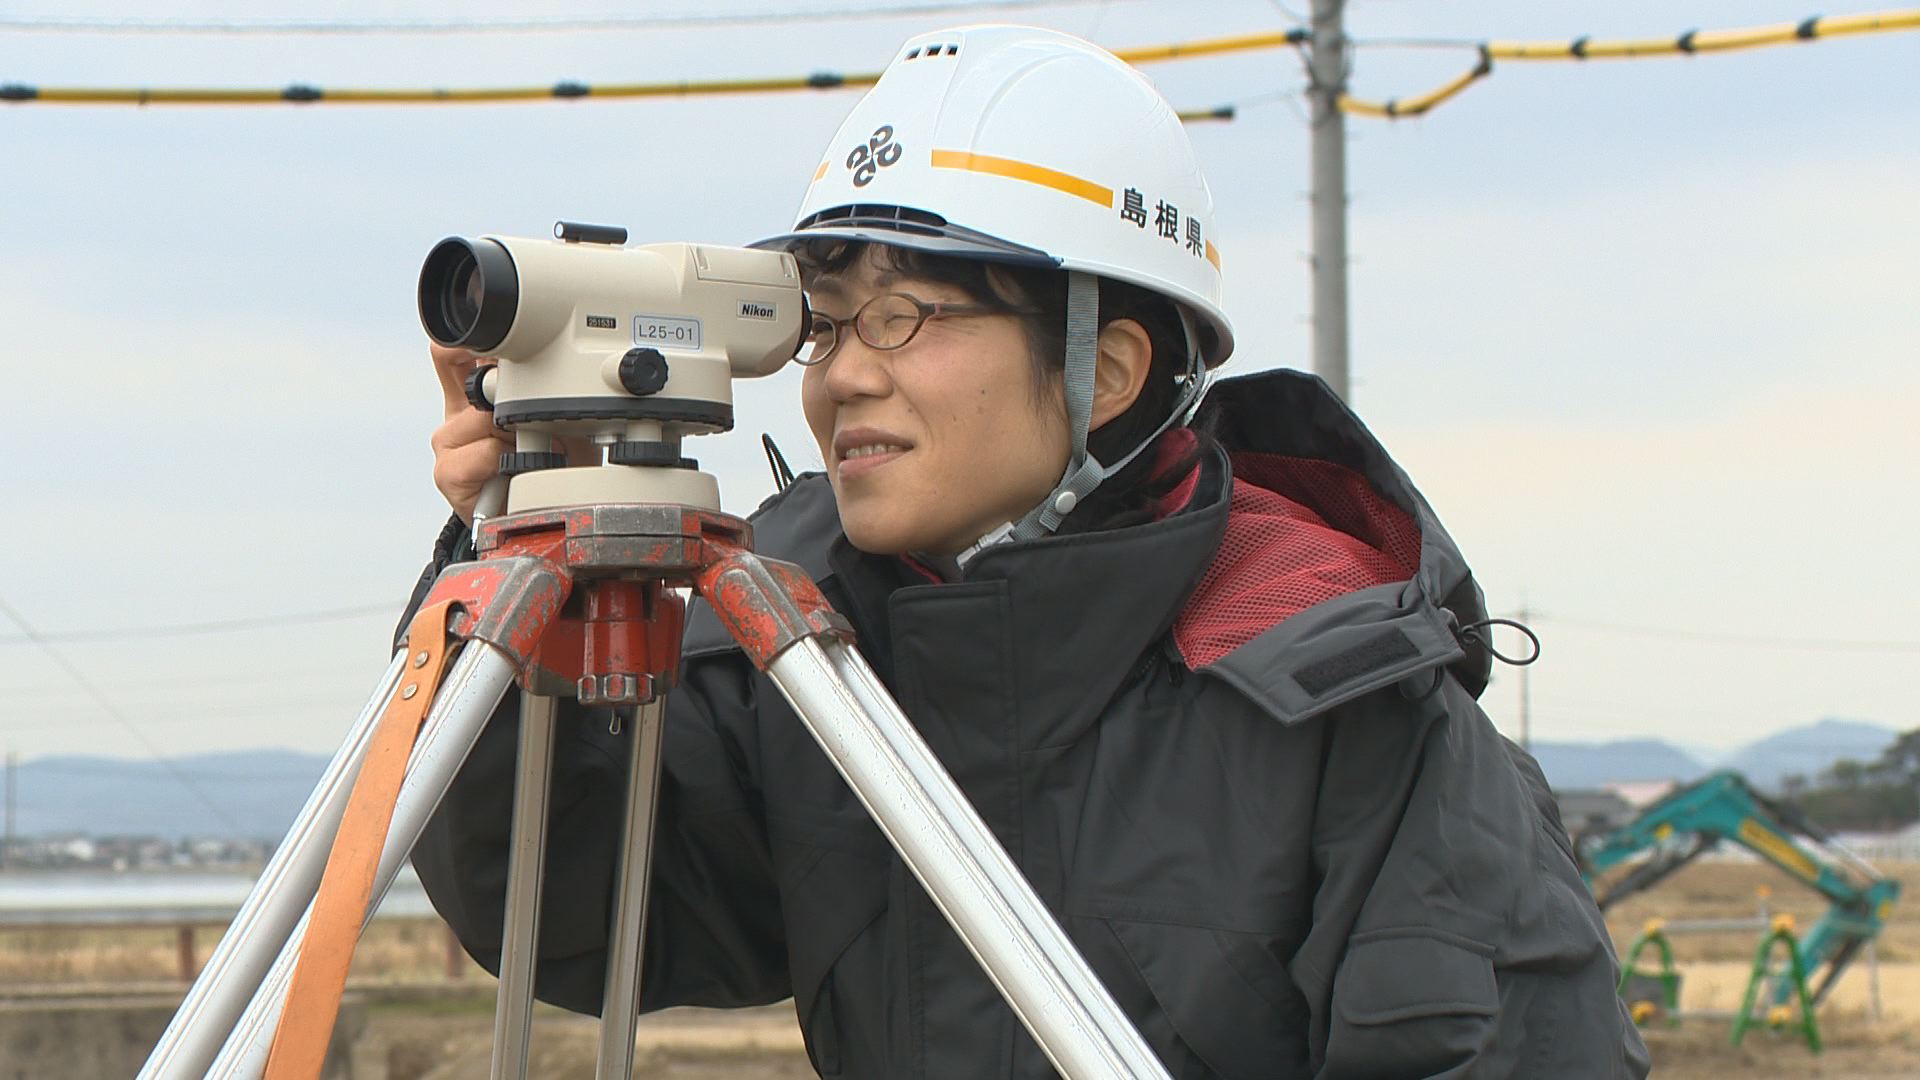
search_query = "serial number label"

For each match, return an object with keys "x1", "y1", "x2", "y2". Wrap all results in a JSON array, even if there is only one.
[
  {"x1": 585, "y1": 314, "x2": 617, "y2": 330},
  {"x1": 633, "y1": 314, "x2": 701, "y2": 352}
]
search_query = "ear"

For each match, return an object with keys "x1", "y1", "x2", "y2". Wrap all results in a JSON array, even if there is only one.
[{"x1": 1089, "y1": 318, "x2": 1153, "y2": 431}]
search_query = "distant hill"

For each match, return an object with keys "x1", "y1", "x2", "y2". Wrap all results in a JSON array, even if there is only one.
[
  {"x1": 1527, "y1": 739, "x2": 1708, "y2": 790},
  {"x1": 7, "y1": 750, "x2": 329, "y2": 840},
  {"x1": 1, "y1": 717, "x2": 1907, "y2": 838},
  {"x1": 1718, "y1": 718, "x2": 1898, "y2": 790},
  {"x1": 1527, "y1": 718, "x2": 1899, "y2": 794}
]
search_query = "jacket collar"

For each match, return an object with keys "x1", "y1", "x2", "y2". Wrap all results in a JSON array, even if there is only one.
[
  {"x1": 822, "y1": 450, "x2": 1230, "y2": 743},
  {"x1": 688, "y1": 368, "x2": 1494, "y2": 728}
]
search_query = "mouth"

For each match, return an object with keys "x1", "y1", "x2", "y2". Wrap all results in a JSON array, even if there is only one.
[{"x1": 833, "y1": 427, "x2": 914, "y2": 478}]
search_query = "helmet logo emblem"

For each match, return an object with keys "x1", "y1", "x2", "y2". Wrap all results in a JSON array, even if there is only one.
[{"x1": 846, "y1": 125, "x2": 902, "y2": 187}]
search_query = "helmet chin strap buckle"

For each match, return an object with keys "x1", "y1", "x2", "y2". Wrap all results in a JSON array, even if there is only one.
[{"x1": 956, "y1": 522, "x2": 1017, "y2": 568}]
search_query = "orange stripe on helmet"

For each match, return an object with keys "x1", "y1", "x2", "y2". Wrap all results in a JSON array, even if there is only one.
[
  {"x1": 1204, "y1": 240, "x2": 1221, "y2": 271},
  {"x1": 811, "y1": 160, "x2": 829, "y2": 183},
  {"x1": 929, "y1": 149, "x2": 1113, "y2": 207}
]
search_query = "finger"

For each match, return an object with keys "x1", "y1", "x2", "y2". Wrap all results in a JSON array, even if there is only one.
[
  {"x1": 430, "y1": 342, "x2": 483, "y2": 417},
  {"x1": 433, "y1": 437, "x2": 507, "y2": 521},
  {"x1": 432, "y1": 406, "x2": 508, "y2": 453}
]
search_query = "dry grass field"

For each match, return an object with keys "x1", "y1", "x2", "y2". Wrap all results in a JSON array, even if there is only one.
[
  {"x1": 4, "y1": 860, "x2": 1916, "y2": 1077},
  {"x1": 0, "y1": 916, "x2": 461, "y2": 987},
  {"x1": 1599, "y1": 858, "x2": 1920, "y2": 1078}
]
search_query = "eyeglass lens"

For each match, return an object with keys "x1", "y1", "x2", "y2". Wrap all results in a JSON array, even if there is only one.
[{"x1": 798, "y1": 293, "x2": 931, "y2": 365}]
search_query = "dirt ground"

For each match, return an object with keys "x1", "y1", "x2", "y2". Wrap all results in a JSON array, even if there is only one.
[
  {"x1": 1642, "y1": 1021, "x2": 1920, "y2": 1080},
  {"x1": 357, "y1": 1000, "x2": 814, "y2": 1080},
  {"x1": 355, "y1": 989, "x2": 1920, "y2": 1080}
]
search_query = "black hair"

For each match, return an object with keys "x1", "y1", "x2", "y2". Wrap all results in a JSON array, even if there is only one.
[{"x1": 793, "y1": 239, "x2": 1206, "y2": 534}]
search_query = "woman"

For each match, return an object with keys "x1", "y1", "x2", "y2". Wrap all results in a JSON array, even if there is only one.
[{"x1": 410, "y1": 25, "x2": 1649, "y2": 1079}]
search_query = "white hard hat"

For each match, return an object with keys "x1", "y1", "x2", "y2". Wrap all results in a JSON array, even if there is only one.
[{"x1": 756, "y1": 24, "x2": 1233, "y2": 367}]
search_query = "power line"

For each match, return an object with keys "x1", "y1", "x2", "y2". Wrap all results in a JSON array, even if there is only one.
[
  {"x1": 0, "y1": 26, "x2": 1306, "y2": 107},
  {"x1": 0, "y1": 594, "x2": 243, "y2": 833},
  {"x1": 1531, "y1": 614, "x2": 1920, "y2": 655},
  {"x1": 0, "y1": 1, "x2": 1109, "y2": 36},
  {"x1": 1, "y1": 662, "x2": 379, "y2": 698},
  {"x1": 0, "y1": 603, "x2": 390, "y2": 645},
  {"x1": 0, "y1": 701, "x2": 371, "y2": 733},
  {"x1": 21, "y1": 759, "x2": 322, "y2": 781}
]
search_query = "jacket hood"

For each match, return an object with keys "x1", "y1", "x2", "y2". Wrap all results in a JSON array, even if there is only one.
[{"x1": 1185, "y1": 368, "x2": 1494, "y2": 717}]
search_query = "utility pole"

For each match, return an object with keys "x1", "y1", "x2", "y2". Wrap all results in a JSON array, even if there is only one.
[{"x1": 1307, "y1": 0, "x2": 1352, "y2": 401}]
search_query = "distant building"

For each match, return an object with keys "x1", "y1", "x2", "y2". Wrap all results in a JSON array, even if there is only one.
[
  {"x1": 1605, "y1": 780, "x2": 1680, "y2": 809},
  {"x1": 1554, "y1": 788, "x2": 1637, "y2": 841}
]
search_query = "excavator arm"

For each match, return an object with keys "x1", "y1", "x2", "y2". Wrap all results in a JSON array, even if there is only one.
[{"x1": 1580, "y1": 771, "x2": 1900, "y2": 1003}]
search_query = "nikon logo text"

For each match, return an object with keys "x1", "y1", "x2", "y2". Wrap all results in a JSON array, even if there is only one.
[{"x1": 738, "y1": 301, "x2": 777, "y2": 320}]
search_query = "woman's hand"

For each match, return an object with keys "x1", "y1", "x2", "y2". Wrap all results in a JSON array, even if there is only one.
[{"x1": 428, "y1": 342, "x2": 513, "y2": 524}]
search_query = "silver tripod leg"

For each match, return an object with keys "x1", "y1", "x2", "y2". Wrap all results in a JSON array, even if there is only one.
[
  {"x1": 136, "y1": 650, "x2": 409, "y2": 1080},
  {"x1": 596, "y1": 696, "x2": 670, "y2": 1079},
  {"x1": 490, "y1": 693, "x2": 669, "y2": 1080},
  {"x1": 491, "y1": 692, "x2": 558, "y2": 1079},
  {"x1": 200, "y1": 643, "x2": 521, "y2": 1078},
  {"x1": 768, "y1": 637, "x2": 1172, "y2": 1080}
]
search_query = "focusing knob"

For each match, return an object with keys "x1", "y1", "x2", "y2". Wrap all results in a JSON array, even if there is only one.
[
  {"x1": 465, "y1": 365, "x2": 495, "y2": 411},
  {"x1": 607, "y1": 441, "x2": 698, "y2": 469},
  {"x1": 617, "y1": 348, "x2": 670, "y2": 396},
  {"x1": 499, "y1": 451, "x2": 568, "y2": 477}
]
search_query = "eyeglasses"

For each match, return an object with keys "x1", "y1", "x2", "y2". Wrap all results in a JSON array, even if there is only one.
[{"x1": 797, "y1": 291, "x2": 1039, "y2": 366}]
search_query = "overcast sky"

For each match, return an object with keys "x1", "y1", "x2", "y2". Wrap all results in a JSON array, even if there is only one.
[{"x1": 4, "y1": 1, "x2": 1916, "y2": 786}]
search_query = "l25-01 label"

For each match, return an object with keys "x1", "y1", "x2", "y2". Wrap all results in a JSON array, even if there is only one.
[{"x1": 633, "y1": 315, "x2": 701, "y2": 352}]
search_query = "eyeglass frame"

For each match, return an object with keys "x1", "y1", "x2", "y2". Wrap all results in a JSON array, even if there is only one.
[{"x1": 796, "y1": 290, "x2": 1042, "y2": 367}]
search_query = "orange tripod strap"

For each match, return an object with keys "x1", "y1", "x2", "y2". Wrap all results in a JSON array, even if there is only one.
[{"x1": 264, "y1": 599, "x2": 459, "y2": 1079}]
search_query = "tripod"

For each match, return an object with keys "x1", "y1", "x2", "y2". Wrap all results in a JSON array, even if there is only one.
[{"x1": 138, "y1": 469, "x2": 1171, "y2": 1078}]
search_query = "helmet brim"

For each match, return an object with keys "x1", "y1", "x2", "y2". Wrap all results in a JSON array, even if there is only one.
[
  {"x1": 755, "y1": 202, "x2": 1232, "y2": 368},
  {"x1": 750, "y1": 204, "x2": 1058, "y2": 269}
]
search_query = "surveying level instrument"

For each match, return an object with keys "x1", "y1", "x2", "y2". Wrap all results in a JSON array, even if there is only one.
[{"x1": 139, "y1": 224, "x2": 1172, "y2": 1079}]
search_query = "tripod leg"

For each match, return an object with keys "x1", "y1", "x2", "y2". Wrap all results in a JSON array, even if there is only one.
[
  {"x1": 137, "y1": 650, "x2": 409, "y2": 1080},
  {"x1": 771, "y1": 637, "x2": 1171, "y2": 1080},
  {"x1": 491, "y1": 693, "x2": 559, "y2": 1079},
  {"x1": 204, "y1": 643, "x2": 521, "y2": 1078},
  {"x1": 596, "y1": 696, "x2": 670, "y2": 1080}
]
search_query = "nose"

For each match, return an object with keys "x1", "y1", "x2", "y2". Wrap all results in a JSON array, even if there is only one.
[{"x1": 819, "y1": 331, "x2": 893, "y2": 404}]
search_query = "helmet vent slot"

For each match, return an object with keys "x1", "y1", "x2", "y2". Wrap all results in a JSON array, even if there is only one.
[
  {"x1": 798, "y1": 204, "x2": 953, "y2": 237},
  {"x1": 904, "y1": 43, "x2": 960, "y2": 61}
]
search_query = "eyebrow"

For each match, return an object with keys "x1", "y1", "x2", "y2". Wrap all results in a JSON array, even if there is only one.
[{"x1": 807, "y1": 270, "x2": 904, "y2": 300}]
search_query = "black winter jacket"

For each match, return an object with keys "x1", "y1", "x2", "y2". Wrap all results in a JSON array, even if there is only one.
[{"x1": 408, "y1": 369, "x2": 1652, "y2": 1079}]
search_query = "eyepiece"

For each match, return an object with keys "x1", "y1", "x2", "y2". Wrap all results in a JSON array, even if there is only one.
[{"x1": 419, "y1": 237, "x2": 519, "y2": 352}]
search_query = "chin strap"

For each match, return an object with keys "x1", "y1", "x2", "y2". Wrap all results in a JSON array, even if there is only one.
[
  {"x1": 984, "y1": 271, "x2": 1207, "y2": 553},
  {"x1": 1010, "y1": 271, "x2": 1104, "y2": 541}
]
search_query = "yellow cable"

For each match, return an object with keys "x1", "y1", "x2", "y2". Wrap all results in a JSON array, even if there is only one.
[
  {"x1": 4, "y1": 11, "x2": 1913, "y2": 113},
  {"x1": 1487, "y1": 9, "x2": 1920, "y2": 59},
  {"x1": 1818, "y1": 9, "x2": 1920, "y2": 34},
  {"x1": 18, "y1": 73, "x2": 888, "y2": 107},
  {"x1": 1344, "y1": 7, "x2": 1920, "y2": 119},
  {"x1": 1111, "y1": 29, "x2": 1301, "y2": 65},
  {"x1": 1341, "y1": 62, "x2": 1486, "y2": 118},
  {"x1": 0, "y1": 26, "x2": 1299, "y2": 108}
]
